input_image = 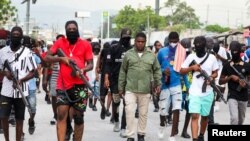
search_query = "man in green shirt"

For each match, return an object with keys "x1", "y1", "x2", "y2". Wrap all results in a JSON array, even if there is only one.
[{"x1": 118, "y1": 32, "x2": 162, "y2": 141}]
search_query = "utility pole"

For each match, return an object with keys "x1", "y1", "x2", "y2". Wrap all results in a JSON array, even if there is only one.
[
  {"x1": 206, "y1": 4, "x2": 209, "y2": 26},
  {"x1": 227, "y1": 9, "x2": 230, "y2": 27},
  {"x1": 155, "y1": 0, "x2": 160, "y2": 15},
  {"x1": 21, "y1": 0, "x2": 37, "y2": 35}
]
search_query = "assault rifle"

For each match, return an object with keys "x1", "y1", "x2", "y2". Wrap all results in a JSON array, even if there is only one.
[
  {"x1": 192, "y1": 60, "x2": 227, "y2": 104},
  {"x1": 56, "y1": 48, "x2": 106, "y2": 110},
  {"x1": 4, "y1": 60, "x2": 32, "y2": 115},
  {"x1": 229, "y1": 62, "x2": 250, "y2": 92}
]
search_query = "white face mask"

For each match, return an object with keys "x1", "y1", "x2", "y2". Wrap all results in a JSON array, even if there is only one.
[{"x1": 170, "y1": 43, "x2": 177, "y2": 47}]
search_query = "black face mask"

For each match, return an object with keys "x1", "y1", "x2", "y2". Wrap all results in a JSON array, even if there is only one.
[
  {"x1": 66, "y1": 30, "x2": 79, "y2": 44},
  {"x1": 121, "y1": 37, "x2": 131, "y2": 47},
  {"x1": 11, "y1": 36, "x2": 22, "y2": 48},
  {"x1": 231, "y1": 51, "x2": 241, "y2": 62},
  {"x1": 195, "y1": 46, "x2": 206, "y2": 58}
]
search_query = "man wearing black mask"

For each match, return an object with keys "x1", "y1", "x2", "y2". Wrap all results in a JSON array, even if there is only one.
[
  {"x1": 45, "y1": 20, "x2": 93, "y2": 141},
  {"x1": 0, "y1": 26, "x2": 37, "y2": 141},
  {"x1": 104, "y1": 28, "x2": 133, "y2": 137},
  {"x1": 219, "y1": 41, "x2": 250, "y2": 125},
  {"x1": 180, "y1": 36, "x2": 219, "y2": 141}
]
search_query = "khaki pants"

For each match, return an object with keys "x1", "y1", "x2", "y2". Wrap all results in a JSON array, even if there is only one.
[{"x1": 125, "y1": 92, "x2": 151, "y2": 138}]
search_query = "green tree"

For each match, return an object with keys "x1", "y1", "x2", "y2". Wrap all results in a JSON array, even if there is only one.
[
  {"x1": 165, "y1": 0, "x2": 201, "y2": 29},
  {"x1": 114, "y1": 5, "x2": 166, "y2": 36},
  {"x1": 0, "y1": 0, "x2": 17, "y2": 27},
  {"x1": 205, "y1": 24, "x2": 230, "y2": 33}
]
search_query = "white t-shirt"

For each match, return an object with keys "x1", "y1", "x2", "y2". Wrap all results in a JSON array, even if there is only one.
[
  {"x1": 181, "y1": 53, "x2": 219, "y2": 97},
  {"x1": 0, "y1": 46, "x2": 37, "y2": 98},
  {"x1": 217, "y1": 47, "x2": 228, "y2": 70},
  {"x1": 86, "y1": 55, "x2": 98, "y2": 87}
]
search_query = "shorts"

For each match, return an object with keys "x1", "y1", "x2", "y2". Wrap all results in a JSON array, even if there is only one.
[
  {"x1": 27, "y1": 90, "x2": 36, "y2": 113},
  {"x1": 110, "y1": 77, "x2": 118, "y2": 94},
  {"x1": 188, "y1": 91, "x2": 214, "y2": 116},
  {"x1": 100, "y1": 74, "x2": 109, "y2": 97},
  {"x1": 182, "y1": 92, "x2": 189, "y2": 112},
  {"x1": 56, "y1": 84, "x2": 88, "y2": 112},
  {"x1": 50, "y1": 82, "x2": 57, "y2": 97},
  {"x1": 0, "y1": 95, "x2": 26, "y2": 120},
  {"x1": 159, "y1": 85, "x2": 182, "y2": 116}
]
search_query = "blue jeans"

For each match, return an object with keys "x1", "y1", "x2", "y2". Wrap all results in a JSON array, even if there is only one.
[{"x1": 27, "y1": 90, "x2": 36, "y2": 113}]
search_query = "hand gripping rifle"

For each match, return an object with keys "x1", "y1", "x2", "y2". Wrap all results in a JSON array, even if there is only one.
[
  {"x1": 192, "y1": 60, "x2": 227, "y2": 104},
  {"x1": 229, "y1": 62, "x2": 250, "y2": 92},
  {"x1": 56, "y1": 48, "x2": 106, "y2": 110},
  {"x1": 4, "y1": 60, "x2": 32, "y2": 115}
]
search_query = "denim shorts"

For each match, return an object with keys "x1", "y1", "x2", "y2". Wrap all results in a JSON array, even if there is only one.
[
  {"x1": 27, "y1": 90, "x2": 37, "y2": 113},
  {"x1": 159, "y1": 85, "x2": 182, "y2": 116}
]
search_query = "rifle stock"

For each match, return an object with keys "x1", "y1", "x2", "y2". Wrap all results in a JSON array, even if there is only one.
[
  {"x1": 192, "y1": 60, "x2": 227, "y2": 104},
  {"x1": 4, "y1": 60, "x2": 32, "y2": 115},
  {"x1": 56, "y1": 48, "x2": 106, "y2": 110}
]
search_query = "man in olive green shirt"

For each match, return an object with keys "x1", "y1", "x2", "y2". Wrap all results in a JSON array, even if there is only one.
[{"x1": 118, "y1": 32, "x2": 162, "y2": 141}]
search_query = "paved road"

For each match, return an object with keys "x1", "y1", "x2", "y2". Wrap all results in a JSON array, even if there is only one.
[{"x1": 1, "y1": 89, "x2": 250, "y2": 141}]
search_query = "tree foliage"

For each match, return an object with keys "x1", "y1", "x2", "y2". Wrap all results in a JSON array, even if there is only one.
[
  {"x1": 205, "y1": 24, "x2": 230, "y2": 33},
  {"x1": 114, "y1": 5, "x2": 166, "y2": 36},
  {"x1": 0, "y1": 0, "x2": 17, "y2": 27},
  {"x1": 164, "y1": 0, "x2": 201, "y2": 29}
]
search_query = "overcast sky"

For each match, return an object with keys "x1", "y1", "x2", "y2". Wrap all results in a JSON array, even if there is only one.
[{"x1": 11, "y1": 0, "x2": 250, "y2": 34}]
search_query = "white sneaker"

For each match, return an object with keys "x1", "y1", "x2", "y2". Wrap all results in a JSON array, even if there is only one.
[
  {"x1": 158, "y1": 126, "x2": 165, "y2": 139},
  {"x1": 113, "y1": 122, "x2": 120, "y2": 132},
  {"x1": 120, "y1": 129, "x2": 127, "y2": 138},
  {"x1": 169, "y1": 136, "x2": 176, "y2": 141}
]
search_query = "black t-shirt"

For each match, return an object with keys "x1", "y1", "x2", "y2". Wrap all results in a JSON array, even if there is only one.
[
  {"x1": 104, "y1": 43, "x2": 132, "y2": 80},
  {"x1": 221, "y1": 61, "x2": 250, "y2": 101}
]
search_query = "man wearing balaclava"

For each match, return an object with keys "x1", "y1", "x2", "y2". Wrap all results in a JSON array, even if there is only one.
[
  {"x1": 103, "y1": 28, "x2": 132, "y2": 137},
  {"x1": 219, "y1": 41, "x2": 250, "y2": 125},
  {"x1": 0, "y1": 26, "x2": 37, "y2": 141},
  {"x1": 180, "y1": 36, "x2": 219, "y2": 141},
  {"x1": 45, "y1": 20, "x2": 93, "y2": 141}
]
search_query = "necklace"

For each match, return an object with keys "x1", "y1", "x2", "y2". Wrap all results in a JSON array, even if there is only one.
[{"x1": 69, "y1": 44, "x2": 76, "y2": 57}]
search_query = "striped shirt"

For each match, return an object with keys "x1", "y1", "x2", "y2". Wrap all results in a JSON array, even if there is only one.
[
  {"x1": 50, "y1": 61, "x2": 60, "y2": 91},
  {"x1": 0, "y1": 46, "x2": 37, "y2": 98}
]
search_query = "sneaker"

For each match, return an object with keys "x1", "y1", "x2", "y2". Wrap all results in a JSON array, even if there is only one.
[
  {"x1": 100, "y1": 108, "x2": 106, "y2": 120},
  {"x1": 92, "y1": 105, "x2": 97, "y2": 111},
  {"x1": 105, "y1": 110, "x2": 111, "y2": 117},
  {"x1": 181, "y1": 132, "x2": 191, "y2": 138},
  {"x1": 28, "y1": 119, "x2": 35, "y2": 135},
  {"x1": 65, "y1": 127, "x2": 73, "y2": 141},
  {"x1": 45, "y1": 95, "x2": 49, "y2": 102},
  {"x1": 198, "y1": 135, "x2": 204, "y2": 141},
  {"x1": 169, "y1": 136, "x2": 176, "y2": 141},
  {"x1": 50, "y1": 118, "x2": 56, "y2": 125},
  {"x1": 138, "y1": 134, "x2": 145, "y2": 141},
  {"x1": 110, "y1": 117, "x2": 114, "y2": 124},
  {"x1": 158, "y1": 126, "x2": 165, "y2": 139},
  {"x1": 47, "y1": 97, "x2": 52, "y2": 104},
  {"x1": 113, "y1": 122, "x2": 120, "y2": 132},
  {"x1": 120, "y1": 129, "x2": 127, "y2": 138},
  {"x1": 135, "y1": 110, "x2": 139, "y2": 118},
  {"x1": 0, "y1": 128, "x2": 3, "y2": 134},
  {"x1": 89, "y1": 98, "x2": 93, "y2": 108},
  {"x1": 9, "y1": 118, "x2": 16, "y2": 126},
  {"x1": 153, "y1": 108, "x2": 159, "y2": 112},
  {"x1": 127, "y1": 138, "x2": 135, "y2": 141}
]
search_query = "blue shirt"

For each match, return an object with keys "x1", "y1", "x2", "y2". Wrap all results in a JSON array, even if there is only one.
[
  {"x1": 29, "y1": 54, "x2": 41, "y2": 90},
  {"x1": 157, "y1": 46, "x2": 182, "y2": 89}
]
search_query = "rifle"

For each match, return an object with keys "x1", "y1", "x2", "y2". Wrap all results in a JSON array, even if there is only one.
[
  {"x1": 4, "y1": 60, "x2": 32, "y2": 115},
  {"x1": 192, "y1": 60, "x2": 227, "y2": 104},
  {"x1": 229, "y1": 62, "x2": 250, "y2": 92},
  {"x1": 56, "y1": 48, "x2": 106, "y2": 110}
]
